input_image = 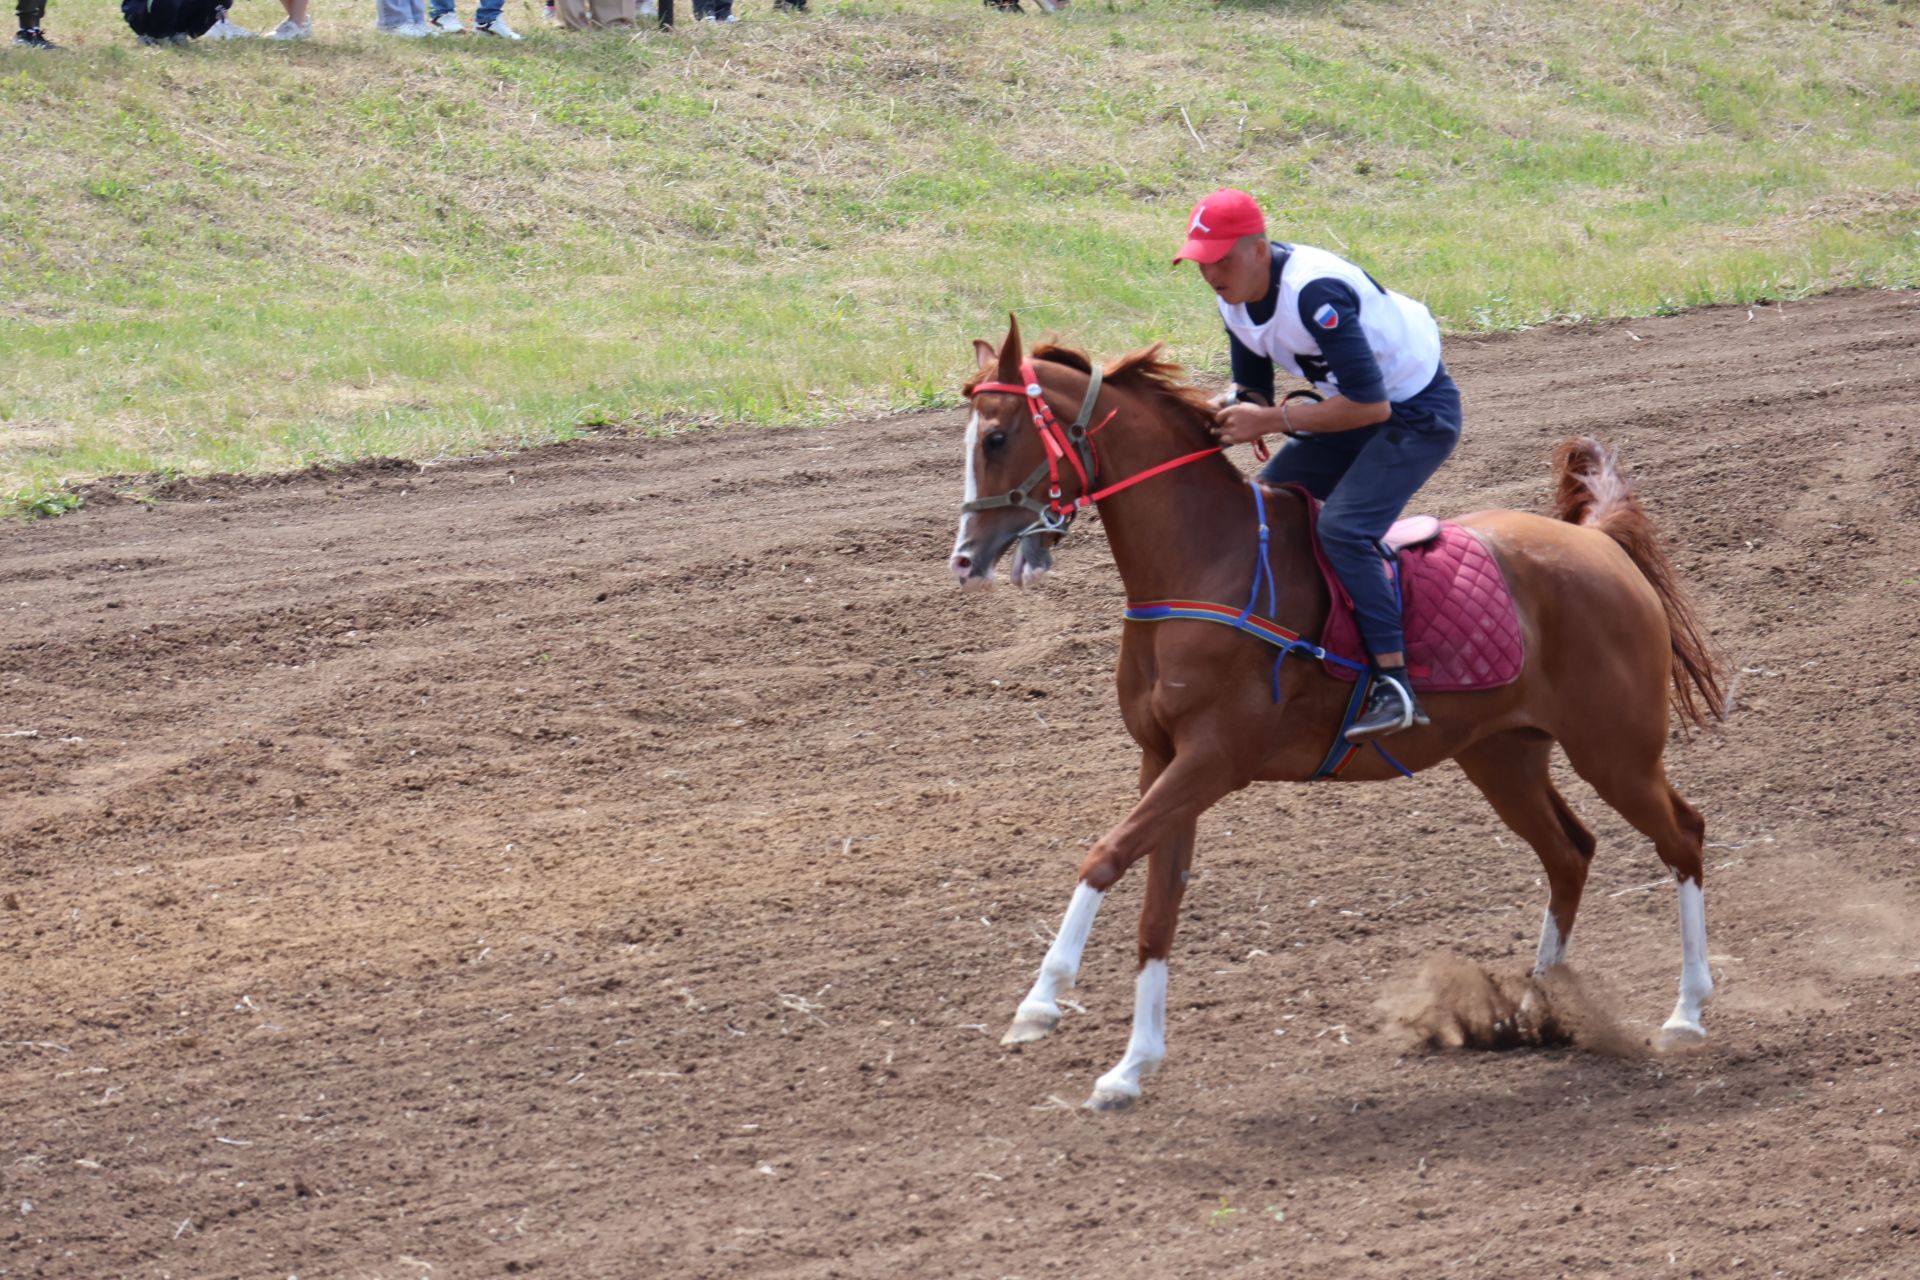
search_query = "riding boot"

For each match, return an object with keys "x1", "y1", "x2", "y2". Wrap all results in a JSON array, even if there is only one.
[{"x1": 1345, "y1": 668, "x2": 1428, "y2": 743}]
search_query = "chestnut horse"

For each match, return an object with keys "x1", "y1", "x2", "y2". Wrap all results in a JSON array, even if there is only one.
[{"x1": 950, "y1": 320, "x2": 1723, "y2": 1110}]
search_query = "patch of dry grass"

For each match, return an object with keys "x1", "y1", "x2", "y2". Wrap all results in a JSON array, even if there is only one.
[{"x1": 2, "y1": 0, "x2": 1916, "y2": 505}]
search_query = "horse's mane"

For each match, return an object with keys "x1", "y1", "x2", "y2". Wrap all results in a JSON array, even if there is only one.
[{"x1": 1030, "y1": 341, "x2": 1219, "y2": 436}]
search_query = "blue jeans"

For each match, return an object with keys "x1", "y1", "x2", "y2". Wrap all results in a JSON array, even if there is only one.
[
  {"x1": 1259, "y1": 370, "x2": 1461, "y2": 659},
  {"x1": 430, "y1": 0, "x2": 502, "y2": 22},
  {"x1": 377, "y1": 0, "x2": 428, "y2": 24}
]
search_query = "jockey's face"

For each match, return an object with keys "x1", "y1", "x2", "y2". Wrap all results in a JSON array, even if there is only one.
[{"x1": 1194, "y1": 234, "x2": 1271, "y2": 307}]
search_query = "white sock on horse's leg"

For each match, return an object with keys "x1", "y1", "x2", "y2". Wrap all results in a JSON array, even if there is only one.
[
  {"x1": 1086, "y1": 959, "x2": 1168, "y2": 1110},
  {"x1": 1531, "y1": 906, "x2": 1567, "y2": 975},
  {"x1": 1519, "y1": 907, "x2": 1567, "y2": 1018},
  {"x1": 1660, "y1": 877, "x2": 1712, "y2": 1043},
  {"x1": 1002, "y1": 881, "x2": 1104, "y2": 1045}
]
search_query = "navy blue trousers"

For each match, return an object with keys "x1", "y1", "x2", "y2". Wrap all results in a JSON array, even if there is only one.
[{"x1": 1258, "y1": 373, "x2": 1461, "y2": 660}]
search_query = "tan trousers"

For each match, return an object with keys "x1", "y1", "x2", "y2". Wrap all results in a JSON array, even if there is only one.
[{"x1": 556, "y1": 0, "x2": 636, "y2": 28}]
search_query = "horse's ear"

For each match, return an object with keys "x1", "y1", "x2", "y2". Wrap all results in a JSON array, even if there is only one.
[
  {"x1": 972, "y1": 339, "x2": 996, "y2": 371},
  {"x1": 996, "y1": 314, "x2": 1024, "y2": 383}
]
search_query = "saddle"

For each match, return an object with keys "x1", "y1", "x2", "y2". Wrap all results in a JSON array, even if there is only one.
[{"x1": 1291, "y1": 488, "x2": 1525, "y2": 693}]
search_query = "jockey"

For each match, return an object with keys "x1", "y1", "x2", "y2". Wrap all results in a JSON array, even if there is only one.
[{"x1": 1176, "y1": 188, "x2": 1462, "y2": 742}]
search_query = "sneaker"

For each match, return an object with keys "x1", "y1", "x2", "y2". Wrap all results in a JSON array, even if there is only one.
[
  {"x1": 12, "y1": 27, "x2": 59, "y2": 47},
  {"x1": 169, "y1": 32, "x2": 194, "y2": 42},
  {"x1": 428, "y1": 12, "x2": 464, "y2": 31},
  {"x1": 1345, "y1": 671, "x2": 1429, "y2": 744},
  {"x1": 204, "y1": 10, "x2": 255, "y2": 36},
  {"x1": 475, "y1": 17, "x2": 521, "y2": 37},
  {"x1": 378, "y1": 21, "x2": 432, "y2": 35},
  {"x1": 266, "y1": 17, "x2": 310, "y2": 38}
]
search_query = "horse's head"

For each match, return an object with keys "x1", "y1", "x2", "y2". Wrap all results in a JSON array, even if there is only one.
[{"x1": 949, "y1": 317, "x2": 1086, "y2": 589}]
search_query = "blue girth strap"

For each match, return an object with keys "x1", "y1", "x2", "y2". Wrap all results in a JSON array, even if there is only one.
[{"x1": 1121, "y1": 480, "x2": 1413, "y2": 782}]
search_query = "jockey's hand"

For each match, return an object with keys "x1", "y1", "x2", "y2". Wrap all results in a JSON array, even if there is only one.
[{"x1": 1212, "y1": 402, "x2": 1282, "y2": 447}]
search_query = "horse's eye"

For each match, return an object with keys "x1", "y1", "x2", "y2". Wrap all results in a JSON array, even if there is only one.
[{"x1": 985, "y1": 431, "x2": 1008, "y2": 451}]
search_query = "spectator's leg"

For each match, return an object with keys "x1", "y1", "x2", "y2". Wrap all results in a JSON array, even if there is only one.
[
  {"x1": 709, "y1": 0, "x2": 730, "y2": 19},
  {"x1": 474, "y1": 0, "x2": 500, "y2": 23},
  {"x1": 281, "y1": 0, "x2": 309, "y2": 21},
  {"x1": 554, "y1": 0, "x2": 588, "y2": 26},
  {"x1": 600, "y1": 0, "x2": 635, "y2": 23},
  {"x1": 122, "y1": 0, "x2": 154, "y2": 37},
  {"x1": 658, "y1": 0, "x2": 671, "y2": 28},
  {"x1": 18, "y1": 0, "x2": 47, "y2": 34},
  {"x1": 374, "y1": 0, "x2": 409, "y2": 26}
]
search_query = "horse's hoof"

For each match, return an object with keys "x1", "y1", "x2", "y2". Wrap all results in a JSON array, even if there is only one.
[
  {"x1": 1083, "y1": 1088, "x2": 1138, "y2": 1113},
  {"x1": 1657, "y1": 1020, "x2": 1707, "y2": 1052},
  {"x1": 1000, "y1": 1014, "x2": 1058, "y2": 1047}
]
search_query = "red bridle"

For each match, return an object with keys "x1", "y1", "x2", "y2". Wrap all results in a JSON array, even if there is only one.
[{"x1": 962, "y1": 359, "x2": 1259, "y2": 537}]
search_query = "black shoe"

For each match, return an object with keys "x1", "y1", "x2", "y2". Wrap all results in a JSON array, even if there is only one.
[
  {"x1": 1345, "y1": 672, "x2": 1429, "y2": 744},
  {"x1": 14, "y1": 27, "x2": 59, "y2": 47}
]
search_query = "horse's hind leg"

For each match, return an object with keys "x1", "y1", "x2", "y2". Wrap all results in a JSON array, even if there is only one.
[
  {"x1": 1564, "y1": 743, "x2": 1712, "y2": 1046},
  {"x1": 1457, "y1": 731, "x2": 1597, "y2": 979}
]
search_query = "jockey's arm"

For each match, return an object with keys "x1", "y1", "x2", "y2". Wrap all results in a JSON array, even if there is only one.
[
  {"x1": 1213, "y1": 393, "x2": 1388, "y2": 444},
  {"x1": 1212, "y1": 278, "x2": 1393, "y2": 445}
]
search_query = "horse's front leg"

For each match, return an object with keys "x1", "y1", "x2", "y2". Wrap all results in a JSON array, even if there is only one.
[
  {"x1": 1001, "y1": 752, "x2": 1167, "y2": 1046},
  {"x1": 1001, "y1": 880, "x2": 1106, "y2": 1045},
  {"x1": 1084, "y1": 816, "x2": 1196, "y2": 1111},
  {"x1": 1077, "y1": 749, "x2": 1238, "y2": 1111}
]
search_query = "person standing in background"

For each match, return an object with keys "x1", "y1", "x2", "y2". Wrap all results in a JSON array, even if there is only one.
[
  {"x1": 427, "y1": 0, "x2": 522, "y2": 38},
  {"x1": 267, "y1": 0, "x2": 311, "y2": 38},
  {"x1": 122, "y1": 0, "x2": 223, "y2": 42},
  {"x1": 374, "y1": 0, "x2": 431, "y2": 35},
  {"x1": 554, "y1": 0, "x2": 633, "y2": 29},
  {"x1": 13, "y1": 0, "x2": 57, "y2": 47}
]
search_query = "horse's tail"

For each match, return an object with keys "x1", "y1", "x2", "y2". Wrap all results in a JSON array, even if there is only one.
[{"x1": 1551, "y1": 436, "x2": 1725, "y2": 730}]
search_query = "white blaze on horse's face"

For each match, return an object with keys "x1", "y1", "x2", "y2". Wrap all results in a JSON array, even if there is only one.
[
  {"x1": 951, "y1": 403, "x2": 1033, "y2": 589},
  {"x1": 951, "y1": 410, "x2": 991, "y2": 587}
]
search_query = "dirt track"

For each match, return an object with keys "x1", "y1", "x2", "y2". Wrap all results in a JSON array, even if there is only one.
[{"x1": 4, "y1": 291, "x2": 1919, "y2": 1279}]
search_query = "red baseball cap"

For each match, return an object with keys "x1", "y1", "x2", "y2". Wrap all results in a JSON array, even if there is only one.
[{"x1": 1173, "y1": 188, "x2": 1266, "y2": 265}]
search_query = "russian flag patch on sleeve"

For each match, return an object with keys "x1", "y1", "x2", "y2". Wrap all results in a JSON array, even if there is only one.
[{"x1": 1312, "y1": 303, "x2": 1340, "y2": 330}]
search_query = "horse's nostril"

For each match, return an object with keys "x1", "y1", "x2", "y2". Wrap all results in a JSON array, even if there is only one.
[{"x1": 953, "y1": 554, "x2": 973, "y2": 571}]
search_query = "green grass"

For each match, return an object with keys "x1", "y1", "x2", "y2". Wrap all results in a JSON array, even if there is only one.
[{"x1": 3, "y1": 0, "x2": 1918, "y2": 507}]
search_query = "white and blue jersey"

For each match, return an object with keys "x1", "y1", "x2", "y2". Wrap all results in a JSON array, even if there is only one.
[
  {"x1": 1226, "y1": 242, "x2": 1463, "y2": 662},
  {"x1": 1222, "y1": 243, "x2": 1456, "y2": 431}
]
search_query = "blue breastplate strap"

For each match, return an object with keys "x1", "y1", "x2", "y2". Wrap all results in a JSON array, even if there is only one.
[{"x1": 1121, "y1": 481, "x2": 1367, "y2": 673}]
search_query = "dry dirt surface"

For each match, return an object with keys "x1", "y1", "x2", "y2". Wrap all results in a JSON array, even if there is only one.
[{"x1": 4, "y1": 291, "x2": 1920, "y2": 1280}]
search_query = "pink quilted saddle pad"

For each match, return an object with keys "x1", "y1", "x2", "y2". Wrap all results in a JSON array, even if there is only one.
[{"x1": 1303, "y1": 502, "x2": 1525, "y2": 693}]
